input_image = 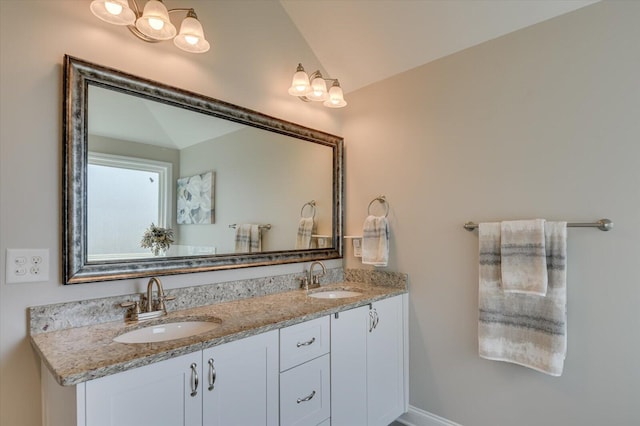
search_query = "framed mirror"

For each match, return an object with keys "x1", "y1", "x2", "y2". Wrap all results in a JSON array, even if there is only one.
[{"x1": 63, "y1": 55, "x2": 343, "y2": 284}]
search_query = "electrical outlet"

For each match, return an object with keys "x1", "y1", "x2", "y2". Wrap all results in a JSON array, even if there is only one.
[{"x1": 6, "y1": 249, "x2": 49, "y2": 283}]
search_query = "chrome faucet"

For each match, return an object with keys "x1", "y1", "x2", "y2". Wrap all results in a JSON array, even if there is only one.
[
  {"x1": 307, "y1": 261, "x2": 326, "y2": 287},
  {"x1": 120, "y1": 277, "x2": 175, "y2": 321},
  {"x1": 146, "y1": 277, "x2": 169, "y2": 313}
]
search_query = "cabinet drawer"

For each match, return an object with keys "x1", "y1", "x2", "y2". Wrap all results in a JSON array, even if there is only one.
[
  {"x1": 280, "y1": 354, "x2": 330, "y2": 426},
  {"x1": 280, "y1": 316, "x2": 329, "y2": 371}
]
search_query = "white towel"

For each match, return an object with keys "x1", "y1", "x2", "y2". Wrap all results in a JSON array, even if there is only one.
[
  {"x1": 295, "y1": 217, "x2": 314, "y2": 249},
  {"x1": 250, "y1": 224, "x2": 262, "y2": 252},
  {"x1": 478, "y1": 221, "x2": 568, "y2": 376},
  {"x1": 500, "y1": 219, "x2": 548, "y2": 295},
  {"x1": 235, "y1": 224, "x2": 262, "y2": 253},
  {"x1": 362, "y1": 215, "x2": 389, "y2": 267}
]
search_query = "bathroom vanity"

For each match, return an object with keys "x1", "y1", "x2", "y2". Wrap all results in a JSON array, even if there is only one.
[
  {"x1": 41, "y1": 57, "x2": 407, "y2": 425},
  {"x1": 32, "y1": 273, "x2": 408, "y2": 426}
]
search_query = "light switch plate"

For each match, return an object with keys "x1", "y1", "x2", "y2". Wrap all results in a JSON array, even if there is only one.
[
  {"x1": 352, "y1": 238, "x2": 362, "y2": 258},
  {"x1": 6, "y1": 249, "x2": 50, "y2": 283}
]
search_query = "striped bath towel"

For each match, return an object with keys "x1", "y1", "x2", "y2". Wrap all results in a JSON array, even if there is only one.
[
  {"x1": 295, "y1": 217, "x2": 315, "y2": 249},
  {"x1": 478, "y1": 221, "x2": 567, "y2": 376},
  {"x1": 362, "y1": 215, "x2": 389, "y2": 267},
  {"x1": 500, "y1": 219, "x2": 548, "y2": 295},
  {"x1": 235, "y1": 224, "x2": 262, "y2": 253}
]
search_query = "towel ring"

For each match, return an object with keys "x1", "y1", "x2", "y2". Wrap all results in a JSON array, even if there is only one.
[
  {"x1": 300, "y1": 200, "x2": 316, "y2": 219},
  {"x1": 367, "y1": 195, "x2": 389, "y2": 218}
]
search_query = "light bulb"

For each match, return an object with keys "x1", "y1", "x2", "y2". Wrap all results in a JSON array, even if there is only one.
[
  {"x1": 306, "y1": 75, "x2": 328, "y2": 101},
  {"x1": 135, "y1": 0, "x2": 176, "y2": 40},
  {"x1": 288, "y1": 64, "x2": 311, "y2": 96},
  {"x1": 90, "y1": 0, "x2": 135, "y2": 25},
  {"x1": 174, "y1": 13, "x2": 210, "y2": 53},
  {"x1": 148, "y1": 17, "x2": 164, "y2": 30},
  {"x1": 185, "y1": 35, "x2": 199, "y2": 45},
  {"x1": 323, "y1": 82, "x2": 347, "y2": 108},
  {"x1": 104, "y1": 1, "x2": 123, "y2": 15}
]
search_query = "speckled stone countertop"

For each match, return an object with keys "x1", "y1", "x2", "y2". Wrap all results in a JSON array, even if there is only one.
[{"x1": 31, "y1": 275, "x2": 407, "y2": 387}]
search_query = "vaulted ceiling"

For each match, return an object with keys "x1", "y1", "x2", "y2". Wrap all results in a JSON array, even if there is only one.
[{"x1": 280, "y1": 0, "x2": 598, "y2": 93}]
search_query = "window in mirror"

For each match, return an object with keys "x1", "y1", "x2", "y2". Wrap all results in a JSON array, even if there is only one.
[{"x1": 87, "y1": 152, "x2": 172, "y2": 260}]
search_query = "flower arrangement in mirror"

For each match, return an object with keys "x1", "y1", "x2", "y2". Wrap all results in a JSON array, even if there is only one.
[{"x1": 141, "y1": 223, "x2": 175, "y2": 256}]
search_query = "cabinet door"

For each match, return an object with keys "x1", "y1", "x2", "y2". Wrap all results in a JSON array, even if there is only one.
[
  {"x1": 202, "y1": 330, "x2": 278, "y2": 426},
  {"x1": 330, "y1": 306, "x2": 368, "y2": 426},
  {"x1": 367, "y1": 295, "x2": 405, "y2": 426},
  {"x1": 85, "y1": 351, "x2": 202, "y2": 426},
  {"x1": 280, "y1": 353, "x2": 331, "y2": 426}
]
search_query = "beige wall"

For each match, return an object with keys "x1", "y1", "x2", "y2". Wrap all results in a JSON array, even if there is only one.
[
  {"x1": 179, "y1": 127, "x2": 334, "y2": 253},
  {"x1": 344, "y1": 2, "x2": 639, "y2": 425},
  {"x1": 3, "y1": 1, "x2": 640, "y2": 426},
  {"x1": 0, "y1": 1, "x2": 342, "y2": 425}
]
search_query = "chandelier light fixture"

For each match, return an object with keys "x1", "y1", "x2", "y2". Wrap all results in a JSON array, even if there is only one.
[
  {"x1": 89, "y1": 0, "x2": 210, "y2": 53},
  {"x1": 288, "y1": 63, "x2": 347, "y2": 108}
]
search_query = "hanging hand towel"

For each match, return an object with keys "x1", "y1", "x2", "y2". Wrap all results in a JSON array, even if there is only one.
[
  {"x1": 235, "y1": 224, "x2": 252, "y2": 253},
  {"x1": 295, "y1": 217, "x2": 314, "y2": 249},
  {"x1": 250, "y1": 224, "x2": 262, "y2": 252},
  {"x1": 362, "y1": 215, "x2": 389, "y2": 267},
  {"x1": 500, "y1": 219, "x2": 548, "y2": 295},
  {"x1": 478, "y1": 221, "x2": 568, "y2": 376}
]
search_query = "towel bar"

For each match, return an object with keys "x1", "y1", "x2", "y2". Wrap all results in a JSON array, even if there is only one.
[
  {"x1": 300, "y1": 200, "x2": 316, "y2": 219},
  {"x1": 367, "y1": 195, "x2": 389, "y2": 218},
  {"x1": 229, "y1": 224, "x2": 272, "y2": 230},
  {"x1": 463, "y1": 218, "x2": 613, "y2": 232}
]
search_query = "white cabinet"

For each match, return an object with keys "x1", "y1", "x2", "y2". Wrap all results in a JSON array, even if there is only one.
[
  {"x1": 280, "y1": 354, "x2": 331, "y2": 426},
  {"x1": 202, "y1": 330, "x2": 279, "y2": 426},
  {"x1": 41, "y1": 294, "x2": 407, "y2": 426},
  {"x1": 279, "y1": 316, "x2": 331, "y2": 426},
  {"x1": 84, "y1": 351, "x2": 203, "y2": 426},
  {"x1": 42, "y1": 330, "x2": 278, "y2": 426},
  {"x1": 331, "y1": 294, "x2": 408, "y2": 426}
]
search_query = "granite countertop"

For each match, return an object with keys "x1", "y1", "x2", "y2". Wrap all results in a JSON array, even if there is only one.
[{"x1": 31, "y1": 281, "x2": 406, "y2": 386}]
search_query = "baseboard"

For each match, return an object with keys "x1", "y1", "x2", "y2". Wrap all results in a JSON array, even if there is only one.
[{"x1": 396, "y1": 405, "x2": 463, "y2": 426}]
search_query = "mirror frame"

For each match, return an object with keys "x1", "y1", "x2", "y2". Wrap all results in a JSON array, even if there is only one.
[{"x1": 63, "y1": 55, "x2": 343, "y2": 284}]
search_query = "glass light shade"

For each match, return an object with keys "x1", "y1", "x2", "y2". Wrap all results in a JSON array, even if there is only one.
[
  {"x1": 306, "y1": 76, "x2": 328, "y2": 101},
  {"x1": 323, "y1": 83, "x2": 347, "y2": 108},
  {"x1": 90, "y1": 0, "x2": 135, "y2": 26},
  {"x1": 174, "y1": 16, "x2": 210, "y2": 53},
  {"x1": 288, "y1": 68, "x2": 311, "y2": 96},
  {"x1": 135, "y1": 0, "x2": 176, "y2": 40}
]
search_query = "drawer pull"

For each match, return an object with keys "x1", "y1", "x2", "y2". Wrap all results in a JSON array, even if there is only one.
[
  {"x1": 296, "y1": 390, "x2": 316, "y2": 404},
  {"x1": 207, "y1": 358, "x2": 216, "y2": 391},
  {"x1": 190, "y1": 363, "x2": 199, "y2": 397},
  {"x1": 296, "y1": 337, "x2": 316, "y2": 347}
]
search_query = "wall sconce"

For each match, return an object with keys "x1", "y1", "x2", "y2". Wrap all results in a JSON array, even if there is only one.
[
  {"x1": 89, "y1": 0, "x2": 210, "y2": 53},
  {"x1": 288, "y1": 63, "x2": 347, "y2": 108}
]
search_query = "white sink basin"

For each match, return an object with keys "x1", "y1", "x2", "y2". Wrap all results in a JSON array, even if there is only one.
[
  {"x1": 114, "y1": 321, "x2": 219, "y2": 344},
  {"x1": 308, "y1": 290, "x2": 362, "y2": 299}
]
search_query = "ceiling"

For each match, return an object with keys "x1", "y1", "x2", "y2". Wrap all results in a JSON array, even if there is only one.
[
  {"x1": 89, "y1": 86, "x2": 246, "y2": 148},
  {"x1": 280, "y1": 0, "x2": 599, "y2": 94}
]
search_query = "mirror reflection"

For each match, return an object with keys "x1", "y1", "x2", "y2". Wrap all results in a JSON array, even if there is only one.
[
  {"x1": 63, "y1": 55, "x2": 343, "y2": 283},
  {"x1": 87, "y1": 85, "x2": 333, "y2": 260}
]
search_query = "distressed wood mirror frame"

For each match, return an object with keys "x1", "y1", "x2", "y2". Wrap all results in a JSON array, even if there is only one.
[{"x1": 63, "y1": 55, "x2": 343, "y2": 284}]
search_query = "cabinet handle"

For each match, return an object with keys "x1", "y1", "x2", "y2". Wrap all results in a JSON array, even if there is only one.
[
  {"x1": 190, "y1": 363, "x2": 199, "y2": 397},
  {"x1": 296, "y1": 337, "x2": 316, "y2": 347},
  {"x1": 369, "y1": 310, "x2": 375, "y2": 333},
  {"x1": 296, "y1": 390, "x2": 316, "y2": 404},
  {"x1": 207, "y1": 358, "x2": 216, "y2": 391},
  {"x1": 373, "y1": 309, "x2": 380, "y2": 329}
]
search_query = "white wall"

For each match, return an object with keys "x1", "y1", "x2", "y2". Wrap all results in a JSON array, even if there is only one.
[
  {"x1": 344, "y1": 2, "x2": 639, "y2": 425},
  {"x1": 0, "y1": 1, "x2": 342, "y2": 425}
]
